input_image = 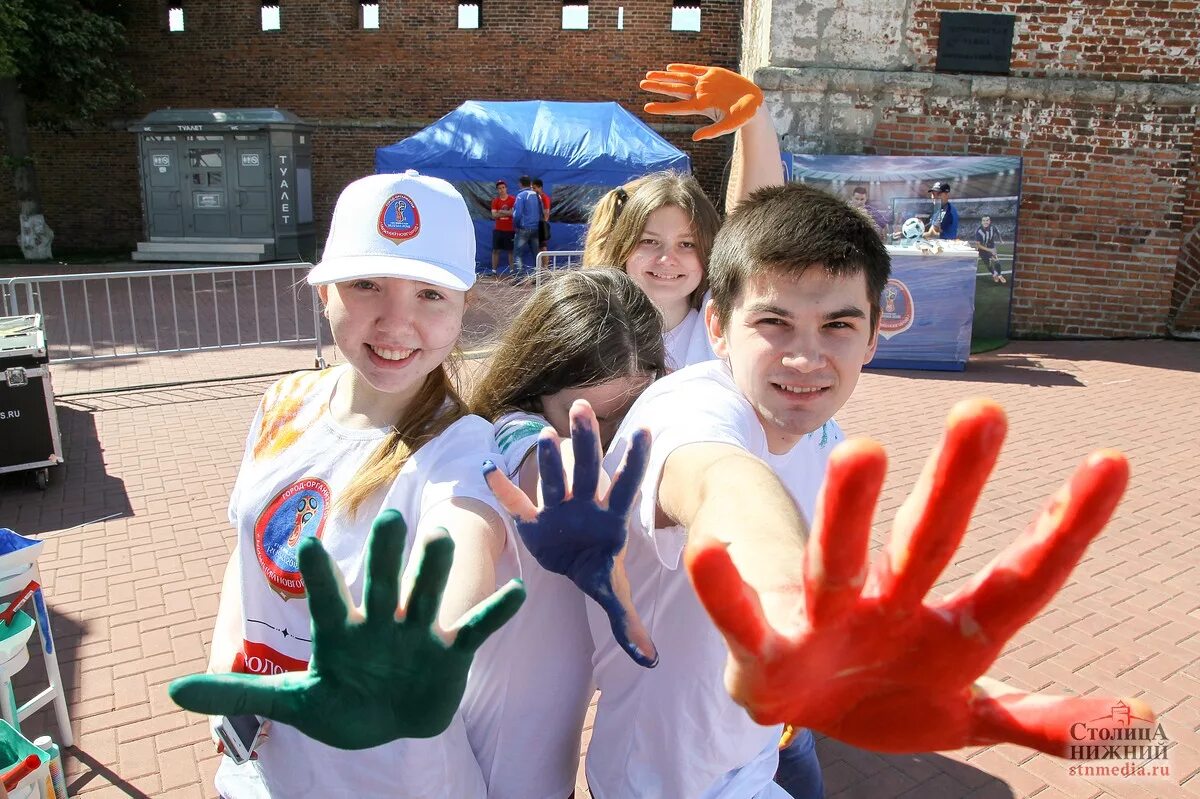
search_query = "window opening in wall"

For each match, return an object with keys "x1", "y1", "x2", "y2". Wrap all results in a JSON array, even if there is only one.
[
  {"x1": 261, "y1": 1, "x2": 281, "y2": 31},
  {"x1": 616, "y1": 6, "x2": 623, "y2": 29},
  {"x1": 671, "y1": 0, "x2": 700, "y2": 31},
  {"x1": 168, "y1": 2, "x2": 185, "y2": 32},
  {"x1": 360, "y1": 1, "x2": 379, "y2": 29},
  {"x1": 562, "y1": 1, "x2": 588, "y2": 30},
  {"x1": 458, "y1": 2, "x2": 480, "y2": 28}
]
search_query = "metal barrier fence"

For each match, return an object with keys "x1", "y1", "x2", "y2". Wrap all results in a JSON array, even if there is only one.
[
  {"x1": 534, "y1": 250, "x2": 584, "y2": 285},
  {"x1": 0, "y1": 263, "x2": 326, "y2": 365}
]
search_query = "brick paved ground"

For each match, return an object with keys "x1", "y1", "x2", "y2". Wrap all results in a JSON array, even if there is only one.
[{"x1": 1, "y1": 277, "x2": 1196, "y2": 797}]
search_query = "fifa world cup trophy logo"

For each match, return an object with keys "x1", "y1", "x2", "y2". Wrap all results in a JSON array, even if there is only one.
[
  {"x1": 287, "y1": 495, "x2": 319, "y2": 547},
  {"x1": 884, "y1": 286, "x2": 898, "y2": 314}
]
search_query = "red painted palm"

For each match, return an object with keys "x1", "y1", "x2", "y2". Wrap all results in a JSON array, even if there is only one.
[{"x1": 686, "y1": 398, "x2": 1151, "y2": 756}]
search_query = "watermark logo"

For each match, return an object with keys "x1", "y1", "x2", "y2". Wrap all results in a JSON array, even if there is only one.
[{"x1": 1067, "y1": 701, "x2": 1171, "y2": 780}]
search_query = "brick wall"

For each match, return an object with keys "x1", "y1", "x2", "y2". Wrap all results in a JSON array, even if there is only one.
[
  {"x1": 864, "y1": 92, "x2": 1193, "y2": 339},
  {"x1": 909, "y1": 0, "x2": 1200, "y2": 83},
  {"x1": 0, "y1": 0, "x2": 740, "y2": 252},
  {"x1": 752, "y1": 0, "x2": 1200, "y2": 339}
]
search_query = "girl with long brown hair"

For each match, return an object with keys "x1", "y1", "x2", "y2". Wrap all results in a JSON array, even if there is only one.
[{"x1": 465, "y1": 267, "x2": 665, "y2": 799}]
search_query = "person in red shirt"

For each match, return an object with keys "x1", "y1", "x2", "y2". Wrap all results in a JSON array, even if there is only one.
[
  {"x1": 490, "y1": 180, "x2": 516, "y2": 275},
  {"x1": 533, "y1": 178, "x2": 551, "y2": 252}
]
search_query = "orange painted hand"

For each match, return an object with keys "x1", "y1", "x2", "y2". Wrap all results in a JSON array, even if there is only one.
[
  {"x1": 686, "y1": 398, "x2": 1154, "y2": 756},
  {"x1": 641, "y1": 63, "x2": 763, "y2": 141}
]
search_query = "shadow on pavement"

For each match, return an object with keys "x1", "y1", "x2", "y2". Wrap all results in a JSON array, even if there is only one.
[
  {"x1": 65, "y1": 746, "x2": 154, "y2": 799},
  {"x1": 11, "y1": 604, "x2": 84, "y2": 723},
  {"x1": 0, "y1": 404, "x2": 133, "y2": 535},
  {"x1": 869, "y1": 352, "x2": 1086, "y2": 388},
  {"x1": 817, "y1": 736, "x2": 1016, "y2": 798}
]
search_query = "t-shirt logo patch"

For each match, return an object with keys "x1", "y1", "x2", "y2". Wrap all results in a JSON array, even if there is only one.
[
  {"x1": 254, "y1": 478, "x2": 332, "y2": 599},
  {"x1": 878, "y1": 278, "x2": 915, "y2": 340},
  {"x1": 378, "y1": 193, "x2": 421, "y2": 242}
]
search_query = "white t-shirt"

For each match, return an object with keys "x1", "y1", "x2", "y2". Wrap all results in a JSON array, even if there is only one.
[
  {"x1": 585, "y1": 360, "x2": 842, "y2": 799},
  {"x1": 663, "y1": 292, "x2": 718, "y2": 371},
  {"x1": 217, "y1": 366, "x2": 515, "y2": 799},
  {"x1": 460, "y1": 411, "x2": 596, "y2": 799}
]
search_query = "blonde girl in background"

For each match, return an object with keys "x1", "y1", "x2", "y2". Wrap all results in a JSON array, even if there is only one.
[
  {"x1": 582, "y1": 172, "x2": 720, "y2": 370},
  {"x1": 582, "y1": 64, "x2": 786, "y2": 371}
]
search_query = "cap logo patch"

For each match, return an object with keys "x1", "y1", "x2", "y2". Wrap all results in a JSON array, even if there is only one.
[{"x1": 378, "y1": 193, "x2": 421, "y2": 243}]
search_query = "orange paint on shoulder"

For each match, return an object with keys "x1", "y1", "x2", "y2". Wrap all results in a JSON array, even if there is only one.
[{"x1": 253, "y1": 371, "x2": 325, "y2": 460}]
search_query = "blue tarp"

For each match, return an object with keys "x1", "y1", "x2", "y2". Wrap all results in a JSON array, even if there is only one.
[{"x1": 375, "y1": 100, "x2": 690, "y2": 270}]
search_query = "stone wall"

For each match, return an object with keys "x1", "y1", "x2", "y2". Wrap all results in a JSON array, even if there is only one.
[{"x1": 744, "y1": 0, "x2": 1200, "y2": 338}]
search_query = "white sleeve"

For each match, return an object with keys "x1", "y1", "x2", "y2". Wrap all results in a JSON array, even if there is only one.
[
  {"x1": 409, "y1": 417, "x2": 522, "y2": 581},
  {"x1": 493, "y1": 413, "x2": 551, "y2": 478},
  {"x1": 607, "y1": 390, "x2": 758, "y2": 570}
]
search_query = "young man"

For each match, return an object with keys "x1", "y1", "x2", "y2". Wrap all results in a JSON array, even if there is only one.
[
  {"x1": 490, "y1": 180, "x2": 515, "y2": 276},
  {"x1": 510, "y1": 175, "x2": 542, "y2": 276},
  {"x1": 532, "y1": 178, "x2": 551, "y2": 252},
  {"x1": 974, "y1": 214, "x2": 1006, "y2": 283},
  {"x1": 576, "y1": 183, "x2": 1132, "y2": 797},
  {"x1": 849, "y1": 184, "x2": 889, "y2": 237},
  {"x1": 924, "y1": 180, "x2": 959, "y2": 239},
  {"x1": 582, "y1": 183, "x2": 886, "y2": 798}
]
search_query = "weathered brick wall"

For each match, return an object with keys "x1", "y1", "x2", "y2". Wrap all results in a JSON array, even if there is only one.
[
  {"x1": 0, "y1": 0, "x2": 740, "y2": 253},
  {"x1": 749, "y1": 0, "x2": 1200, "y2": 338},
  {"x1": 910, "y1": 0, "x2": 1200, "y2": 82}
]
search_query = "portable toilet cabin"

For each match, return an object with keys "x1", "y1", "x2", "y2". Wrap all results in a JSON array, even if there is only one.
[{"x1": 129, "y1": 108, "x2": 315, "y2": 263}]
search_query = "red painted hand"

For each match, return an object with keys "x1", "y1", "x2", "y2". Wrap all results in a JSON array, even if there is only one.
[
  {"x1": 686, "y1": 398, "x2": 1153, "y2": 756},
  {"x1": 641, "y1": 63, "x2": 764, "y2": 141}
]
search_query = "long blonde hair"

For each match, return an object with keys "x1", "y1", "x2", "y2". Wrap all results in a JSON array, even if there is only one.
[
  {"x1": 340, "y1": 354, "x2": 469, "y2": 518},
  {"x1": 471, "y1": 269, "x2": 665, "y2": 422},
  {"x1": 581, "y1": 171, "x2": 721, "y2": 311}
]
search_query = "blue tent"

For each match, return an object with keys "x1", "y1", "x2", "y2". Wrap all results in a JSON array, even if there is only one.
[{"x1": 375, "y1": 100, "x2": 690, "y2": 270}]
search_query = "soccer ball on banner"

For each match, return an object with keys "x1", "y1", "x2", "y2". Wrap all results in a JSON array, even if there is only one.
[{"x1": 900, "y1": 217, "x2": 926, "y2": 240}]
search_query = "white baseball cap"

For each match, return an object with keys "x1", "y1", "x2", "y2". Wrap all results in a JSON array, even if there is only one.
[{"x1": 307, "y1": 170, "x2": 476, "y2": 290}]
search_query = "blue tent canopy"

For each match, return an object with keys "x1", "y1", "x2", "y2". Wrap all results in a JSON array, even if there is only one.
[{"x1": 375, "y1": 100, "x2": 690, "y2": 269}]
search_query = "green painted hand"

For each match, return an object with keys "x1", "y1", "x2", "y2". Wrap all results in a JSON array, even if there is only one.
[{"x1": 169, "y1": 509, "x2": 526, "y2": 750}]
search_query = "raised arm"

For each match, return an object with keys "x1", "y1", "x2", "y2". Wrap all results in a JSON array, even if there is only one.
[
  {"x1": 640, "y1": 63, "x2": 784, "y2": 212},
  {"x1": 726, "y1": 106, "x2": 785, "y2": 212}
]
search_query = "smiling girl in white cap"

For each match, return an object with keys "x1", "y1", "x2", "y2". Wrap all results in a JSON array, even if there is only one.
[{"x1": 190, "y1": 170, "x2": 525, "y2": 799}]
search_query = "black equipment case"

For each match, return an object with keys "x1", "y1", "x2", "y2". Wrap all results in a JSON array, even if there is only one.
[{"x1": 0, "y1": 315, "x2": 62, "y2": 489}]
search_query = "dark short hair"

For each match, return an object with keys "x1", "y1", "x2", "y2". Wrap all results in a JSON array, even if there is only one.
[
  {"x1": 519, "y1": 175, "x2": 532, "y2": 187},
  {"x1": 496, "y1": 179, "x2": 507, "y2": 187},
  {"x1": 709, "y1": 183, "x2": 891, "y2": 329},
  {"x1": 852, "y1": 185, "x2": 868, "y2": 195},
  {"x1": 532, "y1": 178, "x2": 544, "y2": 188}
]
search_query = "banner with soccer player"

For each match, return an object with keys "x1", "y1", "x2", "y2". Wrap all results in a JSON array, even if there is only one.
[{"x1": 785, "y1": 155, "x2": 1022, "y2": 370}]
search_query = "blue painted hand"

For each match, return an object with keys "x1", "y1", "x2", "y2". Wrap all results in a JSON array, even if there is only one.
[{"x1": 485, "y1": 400, "x2": 657, "y2": 667}]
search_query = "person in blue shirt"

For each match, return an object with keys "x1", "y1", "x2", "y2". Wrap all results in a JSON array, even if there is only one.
[
  {"x1": 924, "y1": 180, "x2": 959, "y2": 239},
  {"x1": 511, "y1": 175, "x2": 543, "y2": 276}
]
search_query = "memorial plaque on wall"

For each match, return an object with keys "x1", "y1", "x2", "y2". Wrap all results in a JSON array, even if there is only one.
[{"x1": 936, "y1": 12, "x2": 1016, "y2": 75}]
